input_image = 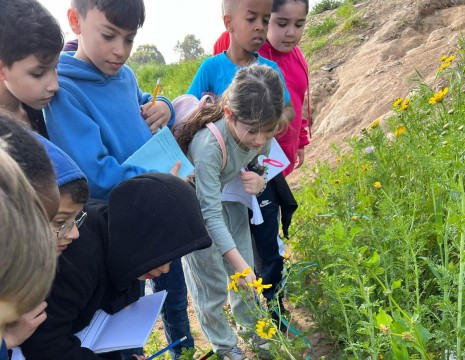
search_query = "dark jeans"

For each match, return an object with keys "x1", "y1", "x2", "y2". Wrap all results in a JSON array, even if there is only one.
[
  {"x1": 249, "y1": 179, "x2": 284, "y2": 304},
  {"x1": 121, "y1": 259, "x2": 193, "y2": 360}
]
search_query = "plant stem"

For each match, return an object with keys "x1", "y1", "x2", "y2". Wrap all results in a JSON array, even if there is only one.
[{"x1": 456, "y1": 176, "x2": 465, "y2": 358}]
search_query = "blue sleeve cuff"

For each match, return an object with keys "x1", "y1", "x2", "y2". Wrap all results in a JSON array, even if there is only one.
[{"x1": 155, "y1": 96, "x2": 175, "y2": 127}]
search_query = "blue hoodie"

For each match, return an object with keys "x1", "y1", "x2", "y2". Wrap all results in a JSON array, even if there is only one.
[{"x1": 44, "y1": 52, "x2": 175, "y2": 200}]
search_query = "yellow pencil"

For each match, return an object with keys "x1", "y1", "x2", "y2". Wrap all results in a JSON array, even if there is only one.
[{"x1": 151, "y1": 78, "x2": 160, "y2": 106}]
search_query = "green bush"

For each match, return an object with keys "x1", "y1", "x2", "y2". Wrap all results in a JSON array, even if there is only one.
[
  {"x1": 290, "y1": 39, "x2": 465, "y2": 359},
  {"x1": 133, "y1": 57, "x2": 205, "y2": 100}
]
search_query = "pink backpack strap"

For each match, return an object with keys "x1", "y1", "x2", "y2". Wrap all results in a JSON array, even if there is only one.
[{"x1": 205, "y1": 122, "x2": 227, "y2": 171}]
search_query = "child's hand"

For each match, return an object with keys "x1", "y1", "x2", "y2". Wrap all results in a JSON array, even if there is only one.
[
  {"x1": 129, "y1": 355, "x2": 147, "y2": 360},
  {"x1": 141, "y1": 101, "x2": 172, "y2": 134},
  {"x1": 169, "y1": 160, "x2": 189, "y2": 182},
  {"x1": 3, "y1": 301, "x2": 48, "y2": 348},
  {"x1": 241, "y1": 171, "x2": 265, "y2": 195},
  {"x1": 295, "y1": 149, "x2": 305, "y2": 169}
]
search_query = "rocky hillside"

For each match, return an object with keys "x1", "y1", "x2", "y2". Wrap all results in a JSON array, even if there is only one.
[{"x1": 293, "y1": 0, "x2": 465, "y2": 183}]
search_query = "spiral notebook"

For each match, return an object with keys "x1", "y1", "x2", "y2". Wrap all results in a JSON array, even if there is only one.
[{"x1": 13, "y1": 290, "x2": 167, "y2": 358}]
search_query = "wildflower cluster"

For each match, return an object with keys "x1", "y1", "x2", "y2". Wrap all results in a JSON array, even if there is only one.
[
  {"x1": 290, "y1": 40, "x2": 465, "y2": 359},
  {"x1": 393, "y1": 125, "x2": 407, "y2": 136},
  {"x1": 429, "y1": 87, "x2": 448, "y2": 105},
  {"x1": 227, "y1": 267, "x2": 273, "y2": 296},
  {"x1": 393, "y1": 97, "x2": 410, "y2": 111},
  {"x1": 438, "y1": 54, "x2": 455, "y2": 71},
  {"x1": 227, "y1": 267, "x2": 252, "y2": 292}
]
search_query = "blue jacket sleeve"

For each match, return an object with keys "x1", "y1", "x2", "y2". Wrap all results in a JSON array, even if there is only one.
[{"x1": 44, "y1": 88, "x2": 150, "y2": 200}]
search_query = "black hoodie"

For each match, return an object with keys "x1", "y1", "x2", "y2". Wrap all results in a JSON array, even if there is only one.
[{"x1": 21, "y1": 174, "x2": 212, "y2": 360}]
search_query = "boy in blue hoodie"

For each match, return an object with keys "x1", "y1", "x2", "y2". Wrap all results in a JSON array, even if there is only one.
[
  {"x1": 44, "y1": 0, "x2": 177, "y2": 200},
  {"x1": 43, "y1": 1, "x2": 193, "y2": 358}
]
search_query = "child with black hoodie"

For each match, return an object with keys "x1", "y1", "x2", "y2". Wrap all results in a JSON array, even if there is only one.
[{"x1": 21, "y1": 173, "x2": 212, "y2": 360}]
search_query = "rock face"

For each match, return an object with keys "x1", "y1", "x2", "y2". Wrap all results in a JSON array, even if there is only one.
[{"x1": 292, "y1": 0, "x2": 465, "y2": 184}]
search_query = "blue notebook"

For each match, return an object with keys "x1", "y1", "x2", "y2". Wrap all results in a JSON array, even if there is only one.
[{"x1": 124, "y1": 127, "x2": 194, "y2": 178}]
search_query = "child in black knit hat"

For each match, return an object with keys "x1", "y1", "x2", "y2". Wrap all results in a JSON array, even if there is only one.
[{"x1": 21, "y1": 173, "x2": 212, "y2": 360}]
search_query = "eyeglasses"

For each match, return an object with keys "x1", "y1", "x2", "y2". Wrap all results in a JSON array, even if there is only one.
[{"x1": 53, "y1": 211, "x2": 87, "y2": 239}]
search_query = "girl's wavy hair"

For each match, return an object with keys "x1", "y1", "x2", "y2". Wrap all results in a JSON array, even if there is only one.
[
  {"x1": 0, "y1": 148, "x2": 56, "y2": 315},
  {"x1": 175, "y1": 64, "x2": 285, "y2": 153}
]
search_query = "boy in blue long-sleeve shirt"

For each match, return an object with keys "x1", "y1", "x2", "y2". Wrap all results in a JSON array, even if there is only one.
[{"x1": 44, "y1": 1, "x2": 193, "y2": 358}]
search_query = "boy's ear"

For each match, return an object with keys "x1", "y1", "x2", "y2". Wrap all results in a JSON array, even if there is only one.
[
  {"x1": 67, "y1": 8, "x2": 82, "y2": 35},
  {"x1": 0, "y1": 60, "x2": 7, "y2": 81},
  {"x1": 223, "y1": 14, "x2": 233, "y2": 33}
]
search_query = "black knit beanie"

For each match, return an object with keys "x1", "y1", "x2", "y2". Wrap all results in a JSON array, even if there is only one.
[{"x1": 107, "y1": 173, "x2": 212, "y2": 291}]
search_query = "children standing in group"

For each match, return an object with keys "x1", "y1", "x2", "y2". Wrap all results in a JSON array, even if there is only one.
[
  {"x1": 0, "y1": 149, "x2": 57, "y2": 360},
  {"x1": 187, "y1": 0, "x2": 293, "y2": 122},
  {"x1": 43, "y1": 1, "x2": 193, "y2": 357},
  {"x1": 213, "y1": 0, "x2": 310, "y2": 324},
  {"x1": 180, "y1": 65, "x2": 284, "y2": 360},
  {"x1": 21, "y1": 173, "x2": 212, "y2": 360}
]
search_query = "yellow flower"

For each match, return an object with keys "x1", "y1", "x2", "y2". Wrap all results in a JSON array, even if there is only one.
[
  {"x1": 256, "y1": 319, "x2": 276, "y2": 340},
  {"x1": 438, "y1": 61, "x2": 452, "y2": 71},
  {"x1": 241, "y1": 267, "x2": 252, "y2": 277},
  {"x1": 429, "y1": 87, "x2": 448, "y2": 105},
  {"x1": 230, "y1": 272, "x2": 243, "y2": 282},
  {"x1": 247, "y1": 278, "x2": 272, "y2": 295},
  {"x1": 334, "y1": 179, "x2": 342, "y2": 185},
  {"x1": 373, "y1": 181, "x2": 382, "y2": 189},
  {"x1": 336, "y1": 157, "x2": 342, "y2": 163},
  {"x1": 394, "y1": 125, "x2": 407, "y2": 136},
  {"x1": 368, "y1": 119, "x2": 380, "y2": 130},
  {"x1": 438, "y1": 55, "x2": 454, "y2": 71},
  {"x1": 400, "y1": 98, "x2": 410, "y2": 111},
  {"x1": 283, "y1": 253, "x2": 291, "y2": 261},
  {"x1": 393, "y1": 97, "x2": 403, "y2": 107},
  {"x1": 351, "y1": 216, "x2": 358, "y2": 221},
  {"x1": 227, "y1": 280, "x2": 239, "y2": 292},
  {"x1": 361, "y1": 164, "x2": 369, "y2": 173}
]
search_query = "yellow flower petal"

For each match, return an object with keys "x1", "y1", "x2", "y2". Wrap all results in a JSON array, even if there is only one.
[
  {"x1": 393, "y1": 97, "x2": 403, "y2": 107},
  {"x1": 373, "y1": 181, "x2": 382, "y2": 189}
]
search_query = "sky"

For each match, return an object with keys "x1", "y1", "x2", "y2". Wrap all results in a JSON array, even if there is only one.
[{"x1": 38, "y1": 0, "x2": 320, "y2": 64}]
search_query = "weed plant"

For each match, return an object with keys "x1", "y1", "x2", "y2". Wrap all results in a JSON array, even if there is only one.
[{"x1": 290, "y1": 38, "x2": 465, "y2": 359}]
